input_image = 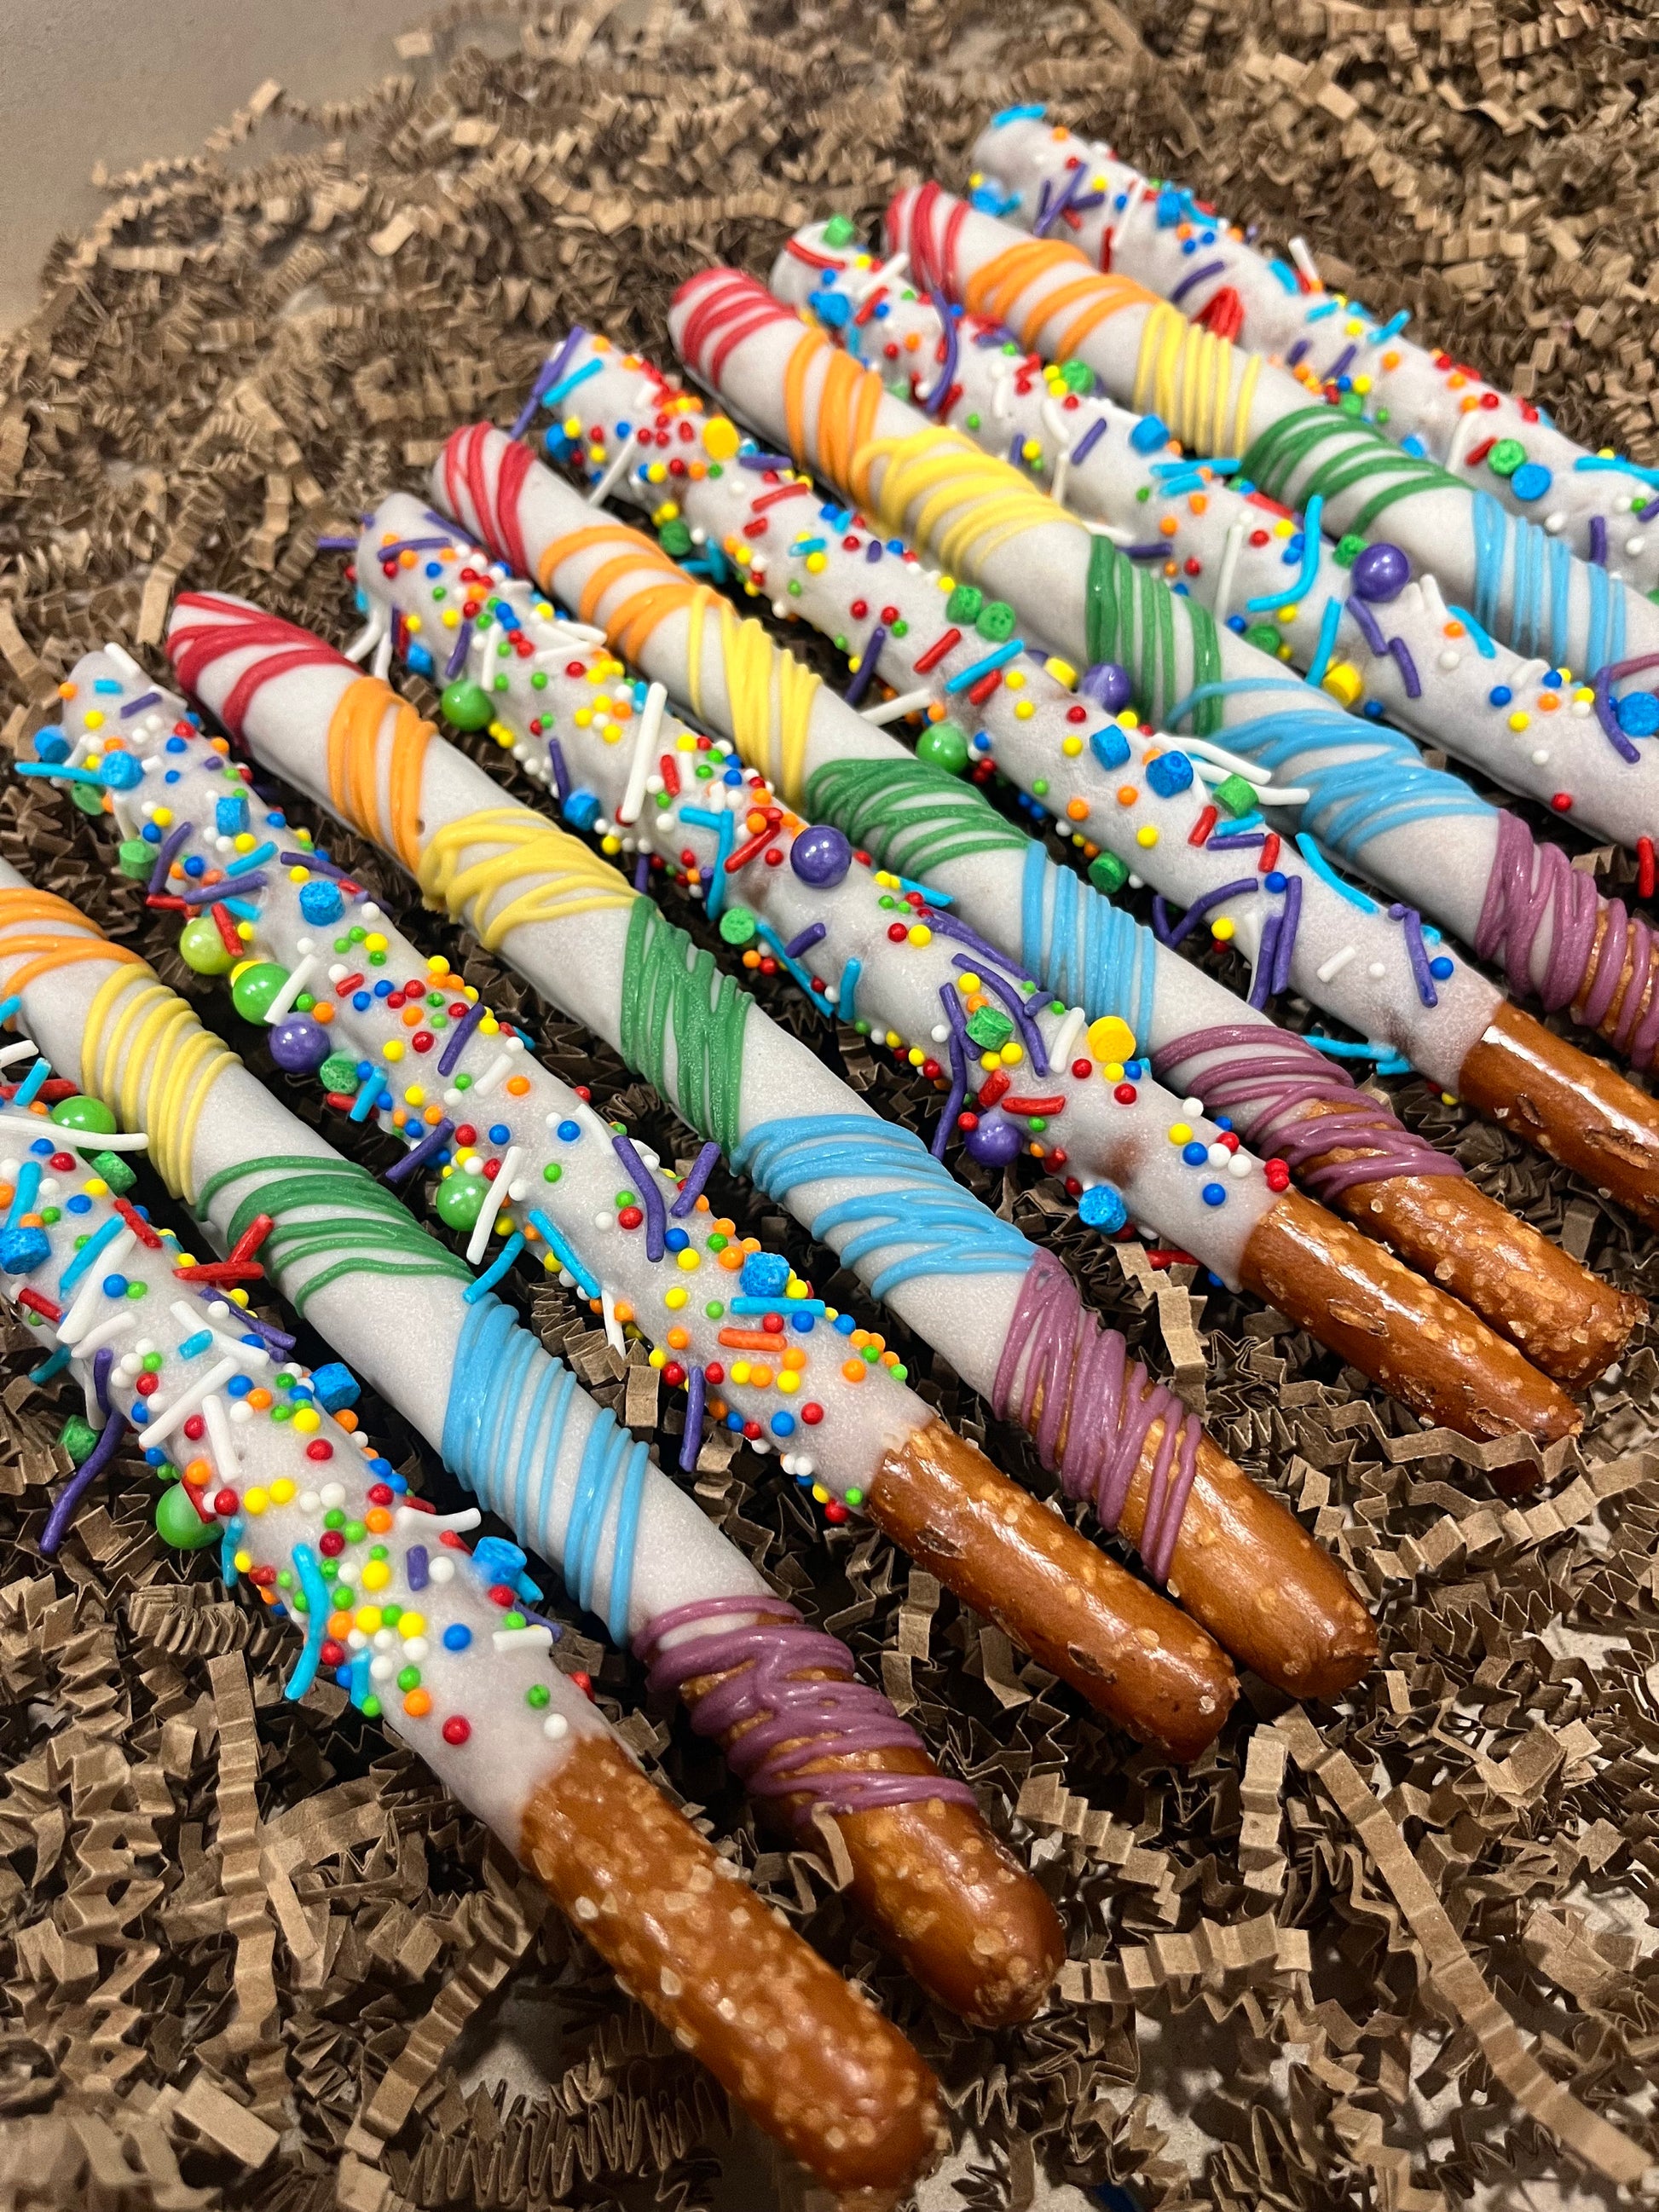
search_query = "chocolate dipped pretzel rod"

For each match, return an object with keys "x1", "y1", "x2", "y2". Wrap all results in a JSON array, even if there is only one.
[
  {"x1": 418, "y1": 438, "x2": 1581, "y2": 1459},
  {"x1": 971, "y1": 108, "x2": 1659, "y2": 601},
  {"x1": 668, "y1": 273, "x2": 1659, "y2": 1203},
  {"x1": 772, "y1": 222, "x2": 1659, "y2": 861},
  {"x1": 472, "y1": 339, "x2": 1639, "y2": 1387},
  {"x1": 20, "y1": 679, "x2": 1078, "y2": 2034},
  {"x1": 0, "y1": 868, "x2": 944, "y2": 2200},
  {"x1": 883, "y1": 181, "x2": 1659, "y2": 708},
  {"x1": 102, "y1": 603, "x2": 1264, "y2": 1747},
  {"x1": 149, "y1": 592, "x2": 1381, "y2": 1701}
]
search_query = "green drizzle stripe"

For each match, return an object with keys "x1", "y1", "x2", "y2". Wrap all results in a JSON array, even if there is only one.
[
  {"x1": 618, "y1": 897, "x2": 749, "y2": 1154},
  {"x1": 1084, "y1": 530, "x2": 1223, "y2": 737},
  {"x1": 1240, "y1": 407, "x2": 1460, "y2": 535},
  {"x1": 803, "y1": 755, "x2": 1026, "y2": 877},
  {"x1": 195, "y1": 1153, "x2": 474, "y2": 1314}
]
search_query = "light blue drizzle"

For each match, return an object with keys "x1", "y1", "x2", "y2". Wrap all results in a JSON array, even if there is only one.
[
  {"x1": 1161, "y1": 675, "x2": 1493, "y2": 857},
  {"x1": 1245, "y1": 494, "x2": 1324, "y2": 614},
  {"x1": 442, "y1": 1293, "x2": 646, "y2": 1641},
  {"x1": 1471, "y1": 490, "x2": 1630, "y2": 674},
  {"x1": 732, "y1": 1115, "x2": 1033, "y2": 1300},
  {"x1": 1020, "y1": 842, "x2": 1158, "y2": 1042},
  {"x1": 285, "y1": 1543, "x2": 332, "y2": 1701}
]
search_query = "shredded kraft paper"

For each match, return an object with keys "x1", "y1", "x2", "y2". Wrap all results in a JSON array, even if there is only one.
[{"x1": 2, "y1": 3, "x2": 1659, "y2": 2208}]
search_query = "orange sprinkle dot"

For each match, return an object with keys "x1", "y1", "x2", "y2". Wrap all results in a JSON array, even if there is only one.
[
  {"x1": 718, "y1": 1246, "x2": 744, "y2": 1271},
  {"x1": 337, "y1": 1410, "x2": 359, "y2": 1432},
  {"x1": 365, "y1": 1508, "x2": 393, "y2": 1533},
  {"x1": 247, "y1": 1389, "x2": 272, "y2": 1411},
  {"x1": 314, "y1": 1002, "x2": 334, "y2": 1024},
  {"x1": 1117, "y1": 784, "x2": 1138, "y2": 806},
  {"x1": 328, "y1": 1611, "x2": 354, "y2": 1639},
  {"x1": 506, "y1": 1075, "x2": 530, "y2": 1096},
  {"x1": 841, "y1": 1360, "x2": 866, "y2": 1383},
  {"x1": 183, "y1": 1458, "x2": 211, "y2": 1487},
  {"x1": 667, "y1": 1326, "x2": 691, "y2": 1349},
  {"x1": 1158, "y1": 516, "x2": 1177, "y2": 537},
  {"x1": 402, "y1": 1689, "x2": 432, "y2": 1718},
  {"x1": 1066, "y1": 798, "x2": 1089, "y2": 822},
  {"x1": 401, "y1": 1007, "x2": 422, "y2": 1029},
  {"x1": 1538, "y1": 692, "x2": 1560, "y2": 711}
]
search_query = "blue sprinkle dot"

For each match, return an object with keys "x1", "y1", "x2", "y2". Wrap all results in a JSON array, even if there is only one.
[
  {"x1": 373, "y1": 979, "x2": 394, "y2": 998},
  {"x1": 790, "y1": 1312, "x2": 815, "y2": 1334},
  {"x1": 834, "y1": 1312, "x2": 857, "y2": 1335},
  {"x1": 725, "y1": 1410, "x2": 745, "y2": 1431},
  {"x1": 1201, "y1": 1182, "x2": 1228, "y2": 1206},
  {"x1": 1263, "y1": 869, "x2": 1287, "y2": 892},
  {"x1": 66, "y1": 1194, "x2": 91, "y2": 1215},
  {"x1": 1429, "y1": 956, "x2": 1454, "y2": 980},
  {"x1": 228, "y1": 1375, "x2": 253, "y2": 1398},
  {"x1": 1488, "y1": 684, "x2": 1512, "y2": 707},
  {"x1": 1511, "y1": 461, "x2": 1552, "y2": 502},
  {"x1": 29, "y1": 1137, "x2": 54, "y2": 1157},
  {"x1": 1361, "y1": 700, "x2": 1385, "y2": 719},
  {"x1": 142, "y1": 823, "x2": 162, "y2": 843},
  {"x1": 165, "y1": 736, "x2": 187, "y2": 754},
  {"x1": 101, "y1": 1274, "x2": 129, "y2": 1298},
  {"x1": 1182, "y1": 1141, "x2": 1208, "y2": 1166},
  {"x1": 351, "y1": 991, "x2": 372, "y2": 1012},
  {"x1": 425, "y1": 561, "x2": 442, "y2": 577},
  {"x1": 558, "y1": 1120, "x2": 581, "y2": 1141},
  {"x1": 487, "y1": 1123, "x2": 512, "y2": 1145},
  {"x1": 442, "y1": 1623, "x2": 472, "y2": 1651},
  {"x1": 164, "y1": 770, "x2": 180, "y2": 784},
  {"x1": 663, "y1": 1227, "x2": 690, "y2": 1252},
  {"x1": 770, "y1": 1412, "x2": 795, "y2": 1438},
  {"x1": 183, "y1": 854, "x2": 205, "y2": 877}
]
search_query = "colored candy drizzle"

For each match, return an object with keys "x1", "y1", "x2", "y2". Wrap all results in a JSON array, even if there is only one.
[
  {"x1": 1470, "y1": 493, "x2": 1629, "y2": 677},
  {"x1": 620, "y1": 898, "x2": 751, "y2": 1154},
  {"x1": 1020, "y1": 842, "x2": 1158, "y2": 1054},
  {"x1": 196, "y1": 1154, "x2": 475, "y2": 1311},
  {"x1": 1475, "y1": 810, "x2": 1659, "y2": 1067},
  {"x1": 804, "y1": 754, "x2": 1027, "y2": 874},
  {"x1": 637, "y1": 1595, "x2": 977, "y2": 1824},
  {"x1": 991, "y1": 1250, "x2": 1198, "y2": 1584},
  {"x1": 443, "y1": 1291, "x2": 647, "y2": 1640},
  {"x1": 1084, "y1": 530, "x2": 1223, "y2": 734},
  {"x1": 1149, "y1": 1026, "x2": 1460, "y2": 1203}
]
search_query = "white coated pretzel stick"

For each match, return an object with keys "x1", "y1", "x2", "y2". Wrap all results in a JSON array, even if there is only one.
[
  {"x1": 882, "y1": 179, "x2": 1659, "y2": 721},
  {"x1": 490, "y1": 332, "x2": 1639, "y2": 1389},
  {"x1": 769, "y1": 221, "x2": 1659, "y2": 859},
  {"x1": 0, "y1": 865, "x2": 943, "y2": 2198},
  {"x1": 668, "y1": 270, "x2": 1659, "y2": 1224},
  {"x1": 971, "y1": 109, "x2": 1659, "y2": 601}
]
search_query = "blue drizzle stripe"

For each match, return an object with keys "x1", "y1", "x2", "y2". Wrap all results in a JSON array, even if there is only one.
[
  {"x1": 1471, "y1": 490, "x2": 1633, "y2": 675},
  {"x1": 285, "y1": 1543, "x2": 332, "y2": 1701},
  {"x1": 442, "y1": 1293, "x2": 646, "y2": 1640},
  {"x1": 733, "y1": 1115, "x2": 1033, "y2": 1301},
  {"x1": 1020, "y1": 842, "x2": 1157, "y2": 1044},
  {"x1": 1162, "y1": 675, "x2": 1493, "y2": 858}
]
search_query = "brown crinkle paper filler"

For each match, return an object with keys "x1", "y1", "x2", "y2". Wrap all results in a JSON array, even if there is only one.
[{"x1": 3, "y1": 3, "x2": 1659, "y2": 2206}]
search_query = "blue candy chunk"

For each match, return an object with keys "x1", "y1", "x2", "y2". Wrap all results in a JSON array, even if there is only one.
[
  {"x1": 563, "y1": 789, "x2": 602, "y2": 831},
  {"x1": 0, "y1": 1224, "x2": 52, "y2": 1274},
  {"x1": 1077, "y1": 1182, "x2": 1128, "y2": 1233},
  {"x1": 216, "y1": 794, "x2": 250, "y2": 835},
  {"x1": 1089, "y1": 724, "x2": 1132, "y2": 772},
  {"x1": 740, "y1": 1250, "x2": 791, "y2": 1298},
  {"x1": 299, "y1": 878, "x2": 344, "y2": 925},
  {"x1": 310, "y1": 1360, "x2": 360, "y2": 1413},
  {"x1": 1145, "y1": 749, "x2": 1194, "y2": 797}
]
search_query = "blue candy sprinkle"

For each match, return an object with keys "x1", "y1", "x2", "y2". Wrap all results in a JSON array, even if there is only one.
[{"x1": 442, "y1": 1623, "x2": 472, "y2": 1651}]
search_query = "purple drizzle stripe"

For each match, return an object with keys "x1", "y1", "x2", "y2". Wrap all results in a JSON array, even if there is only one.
[
  {"x1": 930, "y1": 907, "x2": 1036, "y2": 976},
  {"x1": 783, "y1": 921, "x2": 826, "y2": 961},
  {"x1": 679, "y1": 1365, "x2": 707, "y2": 1472},
  {"x1": 612, "y1": 1132, "x2": 666, "y2": 1261},
  {"x1": 1170, "y1": 257, "x2": 1227, "y2": 307},
  {"x1": 436, "y1": 996, "x2": 487, "y2": 1077},
  {"x1": 1346, "y1": 596, "x2": 1387, "y2": 656},
  {"x1": 1150, "y1": 1025, "x2": 1462, "y2": 1201},
  {"x1": 443, "y1": 621, "x2": 473, "y2": 681},
  {"x1": 843, "y1": 624, "x2": 887, "y2": 706},
  {"x1": 669, "y1": 1139, "x2": 721, "y2": 1218},
  {"x1": 280, "y1": 849, "x2": 354, "y2": 881},
  {"x1": 1248, "y1": 912, "x2": 1281, "y2": 1008},
  {"x1": 147, "y1": 820, "x2": 194, "y2": 896},
  {"x1": 1389, "y1": 904, "x2": 1437, "y2": 1006},
  {"x1": 384, "y1": 1116, "x2": 455, "y2": 1186},
  {"x1": 93, "y1": 1344, "x2": 114, "y2": 1418},
  {"x1": 547, "y1": 736, "x2": 572, "y2": 803},
  {"x1": 509, "y1": 326, "x2": 587, "y2": 441},
  {"x1": 1386, "y1": 636, "x2": 1422, "y2": 698},
  {"x1": 922, "y1": 291, "x2": 958, "y2": 417},
  {"x1": 1270, "y1": 873, "x2": 1302, "y2": 995},
  {"x1": 934, "y1": 981, "x2": 970, "y2": 1159},
  {"x1": 41, "y1": 1413, "x2": 130, "y2": 1556},
  {"x1": 635, "y1": 1596, "x2": 974, "y2": 1824},
  {"x1": 1152, "y1": 876, "x2": 1257, "y2": 950},
  {"x1": 991, "y1": 1251, "x2": 1199, "y2": 1584},
  {"x1": 964, "y1": 962, "x2": 1049, "y2": 1073},
  {"x1": 1591, "y1": 648, "x2": 1659, "y2": 764},
  {"x1": 176, "y1": 873, "x2": 266, "y2": 906}
]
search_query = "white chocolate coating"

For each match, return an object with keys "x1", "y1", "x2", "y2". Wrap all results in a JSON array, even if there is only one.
[
  {"x1": 882, "y1": 182, "x2": 1659, "y2": 719},
  {"x1": 517, "y1": 341, "x2": 1498, "y2": 1091},
  {"x1": 0, "y1": 863, "x2": 610, "y2": 1849},
  {"x1": 668, "y1": 272, "x2": 1606, "y2": 1017},
  {"x1": 770, "y1": 226, "x2": 1659, "y2": 856},
  {"x1": 972, "y1": 110, "x2": 1659, "y2": 592},
  {"x1": 355, "y1": 491, "x2": 1280, "y2": 1269}
]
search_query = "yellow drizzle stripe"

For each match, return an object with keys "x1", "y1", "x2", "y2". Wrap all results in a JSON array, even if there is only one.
[
  {"x1": 417, "y1": 805, "x2": 635, "y2": 950},
  {"x1": 326, "y1": 674, "x2": 434, "y2": 870},
  {"x1": 1133, "y1": 304, "x2": 1261, "y2": 459},
  {"x1": 81, "y1": 968, "x2": 240, "y2": 1203},
  {"x1": 529, "y1": 518, "x2": 823, "y2": 806}
]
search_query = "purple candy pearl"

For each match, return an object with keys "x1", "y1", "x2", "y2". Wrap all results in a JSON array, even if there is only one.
[
  {"x1": 789, "y1": 823, "x2": 852, "y2": 888},
  {"x1": 964, "y1": 1112, "x2": 1022, "y2": 1168},
  {"x1": 268, "y1": 1013, "x2": 330, "y2": 1075},
  {"x1": 1350, "y1": 541, "x2": 1410, "y2": 604},
  {"x1": 1080, "y1": 661, "x2": 1134, "y2": 713}
]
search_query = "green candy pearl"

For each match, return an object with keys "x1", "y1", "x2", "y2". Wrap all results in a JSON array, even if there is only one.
[
  {"x1": 914, "y1": 719, "x2": 969, "y2": 776},
  {"x1": 49, "y1": 1094, "x2": 117, "y2": 1136},
  {"x1": 156, "y1": 1482, "x2": 219, "y2": 1550},
  {"x1": 440, "y1": 679, "x2": 494, "y2": 731},
  {"x1": 436, "y1": 1174, "x2": 488, "y2": 1231},
  {"x1": 230, "y1": 961, "x2": 291, "y2": 1022},
  {"x1": 320, "y1": 1053, "x2": 360, "y2": 1094},
  {"x1": 179, "y1": 915, "x2": 238, "y2": 975}
]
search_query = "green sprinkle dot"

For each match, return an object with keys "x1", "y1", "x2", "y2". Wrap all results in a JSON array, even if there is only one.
[
  {"x1": 396, "y1": 1666, "x2": 421, "y2": 1693},
  {"x1": 526, "y1": 1683, "x2": 551, "y2": 1708},
  {"x1": 1332, "y1": 533, "x2": 1366, "y2": 569},
  {"x1": 542, "y1": 1162, "x2": 562, "y2": 1184},
  {"x1": 504, "y1": 1611, "x2": 527, "y2": 1630},
  {"x1": 704, "y1": 1300, "x2": 724, "y2": 1319},
  {"x1": 361, "y1": 1695, "x2": 382, "y2": 1719},
  {"x1": 323, "y1": 1509, "x2": 346, "y2": 1532},
  {"x1": 344, "y1": 1520, "x2": 367, "y2": 1544}
]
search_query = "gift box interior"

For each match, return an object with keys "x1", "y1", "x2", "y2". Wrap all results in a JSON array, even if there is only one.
[{"x1": 1, "y1": 3, "x2": 1656, "y2": 2209}]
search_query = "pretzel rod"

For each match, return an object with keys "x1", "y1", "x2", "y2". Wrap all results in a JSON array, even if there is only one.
[
  {"x1": 26, "y1": 683, "x2": 1084, "y2": 2034},
  {"x1": 881, "y1": 179, "x2": 1659, "y2": 714},
  {"x1": 118, "y1": 604, "x2": 1263, "y2": 1750},
  {"x1": 0, "y1": 868, "x2": 944, "y2": 2198},
  {"x1": 420, "y1": 445, "x2": 1586, "y2": 1461},
  {"x1": 769, "y1": 222, "x2": 1659, "y2": 858},
  {"x1": 480, "y1": 337, "x2": 1639, "y2": 1387},
  {"x1": 971, "y1": 109, "x2": 1659, "y2": 602},
  {"x1": 668, "y1": 273, "x2": 1659, "y2": 1216}
]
